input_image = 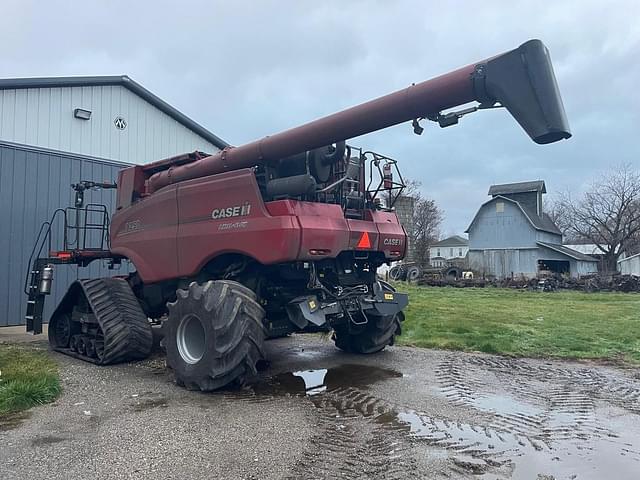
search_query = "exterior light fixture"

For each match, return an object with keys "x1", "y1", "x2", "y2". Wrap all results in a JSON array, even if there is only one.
[{"x1": 73, "y1": 108, "x2": 92, "y2": 120}]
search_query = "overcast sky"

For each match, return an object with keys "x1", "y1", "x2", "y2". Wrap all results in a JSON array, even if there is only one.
[{"x1": 2, "y1": 0, "x2": 639, "y2": 235}]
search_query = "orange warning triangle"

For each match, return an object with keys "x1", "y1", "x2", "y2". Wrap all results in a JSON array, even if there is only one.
[{"x1": 356, "y1": 231, "x2": 371, "y2": 249}]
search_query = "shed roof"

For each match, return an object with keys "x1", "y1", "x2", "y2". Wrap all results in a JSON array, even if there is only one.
[
  {"x1": 488, "y1": 180, "x2": 546, "y2": 196},
  {"x1": 537, "y1": 242, "x2": 598, "y2": 262},
  {"x1": 0, "y1": 75, "x2": 229, "y2": 150},
  {"x1": 431, "y1": 235, "x2": 469, "y2": 247},
  {"x1": 465, "y1": 196, "x2": 561, "y2": 235}
]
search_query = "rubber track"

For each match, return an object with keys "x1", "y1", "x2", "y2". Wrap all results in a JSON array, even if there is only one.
[{"x1": 51, "y1": 278, "x2": 153, "y2": 365}]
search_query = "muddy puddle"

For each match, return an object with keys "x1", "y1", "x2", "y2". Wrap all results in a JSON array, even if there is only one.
[
  {"x1": 231, "y1": 362, "x2": 640, "y2": 479},
  {"x1": 251, "y1": 363, "x2": 403, "y2": 397}
]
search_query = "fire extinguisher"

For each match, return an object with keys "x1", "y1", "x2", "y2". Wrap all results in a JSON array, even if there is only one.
[{"x1": 383, "y1": 163, "x2": 393, "y2": 189}]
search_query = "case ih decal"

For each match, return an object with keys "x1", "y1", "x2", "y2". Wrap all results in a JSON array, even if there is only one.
[{"x1": 211, "y1": 202, "x2": 252, "y2": 220}]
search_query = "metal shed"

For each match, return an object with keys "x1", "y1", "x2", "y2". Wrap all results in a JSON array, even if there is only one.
[
  {"x1": 0, "y1": 76, "x2": 226, "y2": 327},
  {"x1": 618, "y1": 253, "x2": 640, "y2": 276}
]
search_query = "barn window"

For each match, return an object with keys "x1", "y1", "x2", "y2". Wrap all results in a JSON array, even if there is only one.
[
  {"x1": 459, "y1": 248, "x2": 463, "y2": 256},
  {"x1": 496, "y1": 201, "x2": 504, "y2": 213}
]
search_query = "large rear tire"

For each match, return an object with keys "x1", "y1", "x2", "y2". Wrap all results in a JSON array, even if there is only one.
[{"x1": 164, "y1": 280, "x2": 267, "y2": 391}]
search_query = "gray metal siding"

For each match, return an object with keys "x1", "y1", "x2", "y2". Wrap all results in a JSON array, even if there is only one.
[
  {"x1": 498, "y1": 191, "x2": 538, "y2": 213},
  {"x1": 575, "y1": 260, "x2": 598, "y2": 276},
  {"x1": 468, "y1": 200, "x2": 538, "y2": 249},
  {"x1": 535, "y1": 230, "x2": 563, "y2": 244},
  {"x1": 0, "y1": 144, "x2": 127, "y2": 327},
  {"x1": 0, "y1": 85, "x2": 220, "y2": 164},
  {"x1": 618, "y1": 254, "x2": 640, "y2": 276},
  {"x1": 468, "y1": 248, "x2": 538, "y2": 278}
]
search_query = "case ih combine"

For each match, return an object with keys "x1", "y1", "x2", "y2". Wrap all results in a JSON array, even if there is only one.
[{"x1": 25, "y1": 40, "x2": 570, "y2": 391}]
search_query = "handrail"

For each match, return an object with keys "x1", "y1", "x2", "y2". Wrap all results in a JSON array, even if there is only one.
[{"x1": 23, "y1": 208, "x2": 67, "y2": 295}]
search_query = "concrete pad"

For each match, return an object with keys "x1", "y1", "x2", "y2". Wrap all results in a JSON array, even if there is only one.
[{"x1": 0, "y1": 324, "x2": 48, "y2": 343}]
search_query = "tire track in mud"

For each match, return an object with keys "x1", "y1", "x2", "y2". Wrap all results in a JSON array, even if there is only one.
[
  {"x1": 288, "y1": 384, "x2": 558, "y2": 479},
  {"x1": 236, "y1": 376, "x2": 530, "y2": 479},
  {"x1": 284, "y1": 387, "x2": 419, "y2": 480},
  {"x1": 226, "y1": 384, "x2": 419, "y2": 479},
  {"x1": 457, "y1": 355, "x2": 640, "y2": 416},
  {"x1": 435, "y1": 355, "x2": 639, "y2": 445},
  {"x1": 226, "y1": 356, "x2": 640, "y2": 479},
  {"x1": 236, "y1": 374, "x2": 640, "y2": 479}
]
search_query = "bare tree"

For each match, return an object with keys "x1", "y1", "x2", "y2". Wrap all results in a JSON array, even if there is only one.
[
  {"x1": 395, "y1": 179, "x2": 444, "y2": 265},
  {"x1": 556, "y1": 165, "x2": 640, "y2": 271},
  {"x1": 412, "y1": 198, "x2": 444, "y2": 265},
  {"x1": 402, "y1": 179, "x2": 423, "y2": 201}
]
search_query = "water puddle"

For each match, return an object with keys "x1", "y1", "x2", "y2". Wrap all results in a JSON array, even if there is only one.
[
  {"x1": 253, "y1": 363, "x2": 403, "y2": 397},
  {"x1": 375, "y1": 407, "x2": 640, "y2": 479},
  {"x1": 292, "y1": 369, "x2": 329, "y2": 395},
  {"x1": 472, "y1": 394, "x2": 545, "y2": 418},
  {"x1": 241, "y1": 363, "x2": 640, "y2": 479}
]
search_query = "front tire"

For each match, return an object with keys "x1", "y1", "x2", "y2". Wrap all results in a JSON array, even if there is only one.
[
  {"x1": 164, "y1": 280, "x2": 267, "y2": 391},
  {"x1": 333, "y1": 311, "x2": 403, "y2": 354},
  {"x1": 333, "y1": 282, "x2": 405, "y2": 354}
]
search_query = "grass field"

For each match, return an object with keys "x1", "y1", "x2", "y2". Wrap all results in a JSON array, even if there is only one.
[
  {"x1": 0, "y1": 345, "x2": 61, "y2": 417},
  {"x1": 396, "y1": 284, "x2": 640, "y2": 364}
]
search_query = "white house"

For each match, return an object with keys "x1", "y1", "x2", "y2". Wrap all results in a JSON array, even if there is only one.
[{"x1": 429, "y1": 235, "x2": 469, "y2": 267}]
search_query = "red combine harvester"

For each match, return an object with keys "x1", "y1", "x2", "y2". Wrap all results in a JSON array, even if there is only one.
[{"x1": 25, "y1": 40, "x2": 570, "y2": 391}]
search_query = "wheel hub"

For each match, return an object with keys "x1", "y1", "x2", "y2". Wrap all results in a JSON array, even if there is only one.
[{"x1": 176, "y1": 314, "x2": 206, "y2": 364}]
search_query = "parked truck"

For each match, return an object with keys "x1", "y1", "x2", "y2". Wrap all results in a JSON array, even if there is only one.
[{"x1": 25, "y1": 39, "x2": 570, "y2": 390}]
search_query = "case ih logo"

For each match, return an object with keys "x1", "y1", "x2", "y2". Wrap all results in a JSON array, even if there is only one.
[
  {"x1": 211, "y1": 203, "x2": 252, "y2": 220},
  {"x1": 114, "y1": 116, "x2": 127, "y2": 130},
  {"x1": 383, "y1": 238, "x2": 402, "y2": 246}
]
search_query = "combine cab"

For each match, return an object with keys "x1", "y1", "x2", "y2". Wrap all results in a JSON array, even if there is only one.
[{"x1": 25, "y1": 39, "x2": 570, "y2": 391}]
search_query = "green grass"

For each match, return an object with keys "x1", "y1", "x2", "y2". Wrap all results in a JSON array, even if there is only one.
[
  {"x1": 0, "y1": 345, "x2": 61, "y2": 417},
  {"x1": 396, "y1": 284, "x2": 640, "y2": 364}
]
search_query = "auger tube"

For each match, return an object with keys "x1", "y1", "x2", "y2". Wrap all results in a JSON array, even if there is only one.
[{"x1": 146, "y1": 39, "x2": 570, "y2": 194}]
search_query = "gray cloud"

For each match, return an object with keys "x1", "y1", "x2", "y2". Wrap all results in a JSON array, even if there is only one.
[{"x1": 1, "y1": 0, "x2": 638, "y2": 233}]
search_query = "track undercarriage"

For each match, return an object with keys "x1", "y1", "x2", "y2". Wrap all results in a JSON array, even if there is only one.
[{"x1": 48, "y1": 278, "x2": 153, "y2": 365}]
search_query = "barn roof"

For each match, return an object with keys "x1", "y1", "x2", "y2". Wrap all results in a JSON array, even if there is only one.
[
  {"x1": 0, "y1": 75, "x2": 229, "y2": 150},
  {"x1": 488, "y1": 180, "x2": 546, "y2": 196},
  {"x1": 537, "y1": 242, "x2": 599, "y2": 262},
  {"x1": 465, "y1": 195, "x2": 562, "y2": 235}
]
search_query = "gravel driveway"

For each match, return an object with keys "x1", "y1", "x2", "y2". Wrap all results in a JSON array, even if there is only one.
[{"x1": 2, "y1": 335, "x2": 639, "y2": 479}]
